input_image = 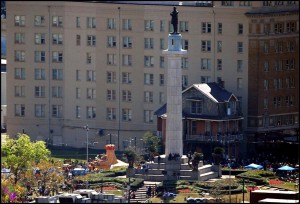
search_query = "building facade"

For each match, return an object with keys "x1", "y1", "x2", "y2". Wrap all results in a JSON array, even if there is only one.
[
  {"x1": 5, "y1": 1, "x2": 298, "y2": 151},
  {"x1": 246, "y1": 4, "x2": 299, "y2": 146},
  {"x1": 155, "y1": 82, "x2": 244, "y2": 160}
]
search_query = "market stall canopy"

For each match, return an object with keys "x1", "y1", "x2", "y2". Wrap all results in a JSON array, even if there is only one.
[
  {"x1": 278, "y1": 165, "x2": 296, "y2": 171},
  {"x1": 244, "y1": 163, "x2": 263, "y2": 169}
]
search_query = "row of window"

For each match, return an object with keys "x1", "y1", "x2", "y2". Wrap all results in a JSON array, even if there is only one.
[
  {"x1": 15, "y1": 50, "x2": 63, "y2": 63},
  {"x1": 249, "y1": 114, "x2": 298, "y2": 128},
  {"x1": 263, "y1": 59, "x2": 296, "y2": 72},
  {"x1": 263, "y1": 77, "x2": 296, "y2": 90},
  {"x1": 263, "y1": 95, "x2": 295, "y2": 109},
  {"x1": 15, "y1": 15, "x2": 247, "y2": 36},
  {"x1": 262, "y1": 1, "x2": 297, "y2": 6},
  {"x1": 262, "y1": 40, "x2": 296, "y2": 53},
  {"x1": 14, "y1": 104, "x2": 154, "y2": 123},
  {"x1": 15, "y1": 68, "x2": 96, "y2": 81},
  {"x1": 251, "y1": 21, "x2": 298, "y2": 35}
]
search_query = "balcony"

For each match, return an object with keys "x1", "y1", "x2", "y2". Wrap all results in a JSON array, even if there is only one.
[{"x1": 185, "y1": 134, "x2": 244, "y2": 143}]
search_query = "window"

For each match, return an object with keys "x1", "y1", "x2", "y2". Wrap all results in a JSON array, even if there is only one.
[
  {"x1": 76, "y1": 88, "x2": 81, "y2": 99},
  {"x1": 87, "y1": 35, "x2": 96, "y2": 46},
  {"x1": 144, "y1": 38, "x2": 154, "y2": 49},
  {"x1": 286, "y1": 21, "x2": 296, "y2": 33},
  {"x1": 52, "y1": 86, "x2": 63, "y2": 98},
  {"x1": 144, "y1": 56, "x2": 154, "y2": 67},
  {"x1": 107, "y1": 54, "x2": 117, "y2": 65},
  {"x1": 159, "y1": 74, "x2": 165, "y2": 86},
  {"x1": 221, "y1": 1, "x2": 233, "y2": 6},
  {"x1": 160, "y1": 38, "x2": 165, "y2": 50},
  {"x1": 76, "y1": 16, "x2": 80, "y2": 28},
  {"x1": 286, "y1": 59, "x2": 295, "y2": 70},
  {"x1": 274, "y1": 60, "x2": 283, "y2": 71},
  {"x1": 286, "y1": 77, "x2": 295, "y2": 88},
  {"x1": 263, "y1": 1, "x2": 272, "y2": 6},
  {"x1": 52, "y1": 16, "x2": 63, "y2": 27},
  {"x1": 52, "y1": 69, "x2": 63, "y2": 80},
  {"x1": 160, "y1": 20, "x2": 165, "y2": 32},
  {"x1": 107, "y1": 36, "x2": 116, "y2": 48},
  {"x1": 144, "y1": 110, "x2": 153, "y2": 123},
  {"x1": 182, "y1": 39, "x2": 189, "y2": 50},
  {"x1": 191, "y1": 101, "x2": 202, "y2": 114},
  {"x1": 123, "y1": 37, "x2": 132, "y2": 48},
  {"x1": 159, "y1": 92, "x2": 165, "y2": 104},
  {"x1": 202, "y1": 22, "x2": 211, "y2": 33},
  {"x1": 122, "y1": 109, "x2": 132, "y2": 121},
  {"x1": 15, "y1": 86, "x2": 25, "y2": 97},
  {"x1": 122, "y1": 90, "x2": 132, "y2": 102},
  {"x1": 107, "y1": 71, "x2": 116, "y2": 83},
  {"x1": 35, "y1": 68, "x2": 45, "y2": 80},
  {"x1": 15, "y1": 15, "x2": 25, "y2": 26},
  {"x1": 144, "y1": 91, "x2": 153, "y2": 103},
  {"x1": 34, "y1": 33, "x2": 46, "y2": 45},
  {"x1": 217, "y1": 41, "x2": 222, "y2": 52},
  {"x1": 201, "y1": 58, "x2": 211, "y2": 70},
  {"x1": 86, "y1": 52, "x2": 92, "y2": 64},
  {"x1": 218, "y1": 23, "x2": 222, "y2": 34},
  {"x1": 160, "y1": 56, "x2": 165, "y2": 68},
  {"x1": 237, "y1": 42, "x2": 243, "y2": 53},
  {"x1": 52, "y1": 105, "x2": 62, "y2": 118},
  {"x1": 15, "y1": 104, "x2": 25, "y2": 117},
  {"x1": 87, "y1": 106, "x2": 96, "y2": 119},
  {"x1": 274, "y1": 22, "x2": 284, "y2": 33},
  {"x1": 34, "y1": 15, "x2": 45, "y2": 26},
  {"x1": 287, "y1": 41, "x2": 295, "y2": 52},
  {"x1": 35, "y1": 104, "x2": 46, "y2": 117},
  {"x1": 274, "y1": 78, "x2": 279, "y2": 90},
  {"x1": 263, "y1": 79, "x2": 268, "y2": 90},
  {"x1": 87, "y1": 70, "x2": 96, "y2": 81},
  {"x1": 263, "y1": 98, "x2": 268, "y2": 109},
  {"x1": 122, "y1": 72, "x2": 131, "y2": 84},
  {"x1": 182, "y1": 75, "x2": 188, "y2": 87},
  {"x1": 106, "y1": 108, "x2": 116, "y2": 120},
  {"x1": 217, "y1": 59, "x2": 222, "y2": 70},
  {"x1": 144, "y1": 73, "x2": 154, "y2": 85},
  {"x1": 15, "y1": 68, "x2": 25, "y2": 80},
  {"x1": 15, "y1": 50, "x2": 25, "y2": 62},
  {"x1": 15, "y1": 33, "x2": 25, "y2": 44},
  {"x1": 76, "y1": 106, "x2": 81, "y2": 118},
  {"x1": 52, "y1": 51, "x2": 63, "y2": 62},
  {"x1": 35, "y1": 51, "x2": 46, "y2": 63},
  {"x1": 274, "y1": 1, "x2": 284, "y2": 5},
  {"x1": 237, "y1": 60, "x2": 243, "y2": 72},
  {"x1": 201, "y1": 76, "x2": 211, "y2": 83},
  {"x1": 122, "y1": 19, "x2": 132, "y2": 30},
  {"x1": 239, "y1": 1, "x2": 252, "y2": 6},
  {"x1": 76, "y1": 35, "x2": 81, "y2": 46},
  {"x1": 238, "y1": 24, "x2": 243, "y2": 34},
  {"x1": 87, "y1": 17, "x2": 96, "y2": 28},
  {"x1": 107, "y1": 89, "x2": 116, "y2": 101},
  {"x1": 107, "y1": 18, "x2": 116, "y2": 29},
  {"x1": 87, "y1": 88, "x2": 96, "y2": 100},
  {"x1": 237, "y1": 78, "x2": 243, "y2": 89},
  {"x1": 263, "y1": 42, "x2": 269, "y2": 53},
  {"x1": 52, "y1": 34, "x2": 63, "y2": 45},
  {"x1": 35, "y1": 86, "x2": 45, "y2": 98},
  {"x1": 181, "y1": 57, "x2": 188, "y2": 69},
  {"x1": 145, "y1": 20, "x2": 154, "y2": 31},
  {"x1": 275, "y1": 41, "x2": 283, "y2": 53},
  {"x1": 179, "y1": 21, "x2": 189, "y2": 32},
  {"x1": 263, "y1": 61, "x2": 269, "y2": 72},
  {"x1": 201, "y1": 40, "x2": 211, "y2": 52},
  {"x1": 76, "y1": 70, "x2": 80, "y2": 81},
  {"x1": 122, "y1": 54, "x2": 132, "y2": 66}
]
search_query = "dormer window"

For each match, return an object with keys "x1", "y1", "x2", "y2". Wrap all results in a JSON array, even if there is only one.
[
  {"x1": 191, "y1": 100, "x2": 202, "y2": 114},
  {"x1": 227, "y1": 100, "x2": 236, "y2": 115}
]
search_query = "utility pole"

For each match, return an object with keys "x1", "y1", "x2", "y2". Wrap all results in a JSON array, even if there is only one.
[{"x1": 135, "y1": 136, "x2": 136, "y2": 151}]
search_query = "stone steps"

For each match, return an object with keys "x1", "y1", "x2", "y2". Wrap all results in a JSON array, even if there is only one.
[{"x1": 129, "y1": 184, "x2": 156, "y2": 203}]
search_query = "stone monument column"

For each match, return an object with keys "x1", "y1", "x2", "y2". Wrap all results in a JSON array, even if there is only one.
[{"x1": 162, "y1": 33, "x2": 187, "y2": 156}]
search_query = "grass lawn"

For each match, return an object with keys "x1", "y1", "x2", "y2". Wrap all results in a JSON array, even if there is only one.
[{"x1": 272, "y1": 182, "x2": 298, "y2": 191}]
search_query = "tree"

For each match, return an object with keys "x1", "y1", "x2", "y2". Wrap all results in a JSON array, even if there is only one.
[
  {"x1": 123, "y1": 146, "x2": 139, "y2": 168},
  {"x1": 143, "y1": 131, "x2": 161, "y2": 155},
  {"x1": 1, "y1": 134, "x2": 51, "y2": 184},
  {"x1": 212, "y1": 147, "x2": 224, "y2": 165}
]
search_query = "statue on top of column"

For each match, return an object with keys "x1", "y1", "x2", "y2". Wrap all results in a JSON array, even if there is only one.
[{"x1": 170, "y1": 7, "x2": 179, "y2": 34}]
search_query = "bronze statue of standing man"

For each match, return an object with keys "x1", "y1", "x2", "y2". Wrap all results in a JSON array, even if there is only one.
[{"x1": 170, "y1": 7, "x2": 179, "y2": 34}]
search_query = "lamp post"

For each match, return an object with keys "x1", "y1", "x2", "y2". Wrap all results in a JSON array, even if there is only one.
[{"x1": 84, "y1": 125, "x2": 89, "y2": 163}]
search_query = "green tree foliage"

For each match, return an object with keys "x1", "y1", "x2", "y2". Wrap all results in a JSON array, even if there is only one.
[
  {"x1": 143, "y1": 131, "x2": 161, "y2": 154},
  {"x1": 1, "y1": 134, "x2": 51, "y2": 184}
]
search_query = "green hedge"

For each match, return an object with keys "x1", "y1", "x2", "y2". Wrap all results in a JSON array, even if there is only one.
[{"x1": 235, "y1": 170, "x2": 277, "y2": 185}]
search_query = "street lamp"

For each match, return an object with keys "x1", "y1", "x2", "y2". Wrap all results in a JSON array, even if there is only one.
[{"x1": 84, "y1": 125, "x2": 89, "y2": 163}]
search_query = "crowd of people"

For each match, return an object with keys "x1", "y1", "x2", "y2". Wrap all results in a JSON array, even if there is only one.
[{"x1": 168, "y1": 153, "x2": 181, "y2": 161}]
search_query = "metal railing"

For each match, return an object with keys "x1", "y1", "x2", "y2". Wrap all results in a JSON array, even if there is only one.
[{"x1": 185, "y1": 134, "x2": 244, "y2": 142}]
